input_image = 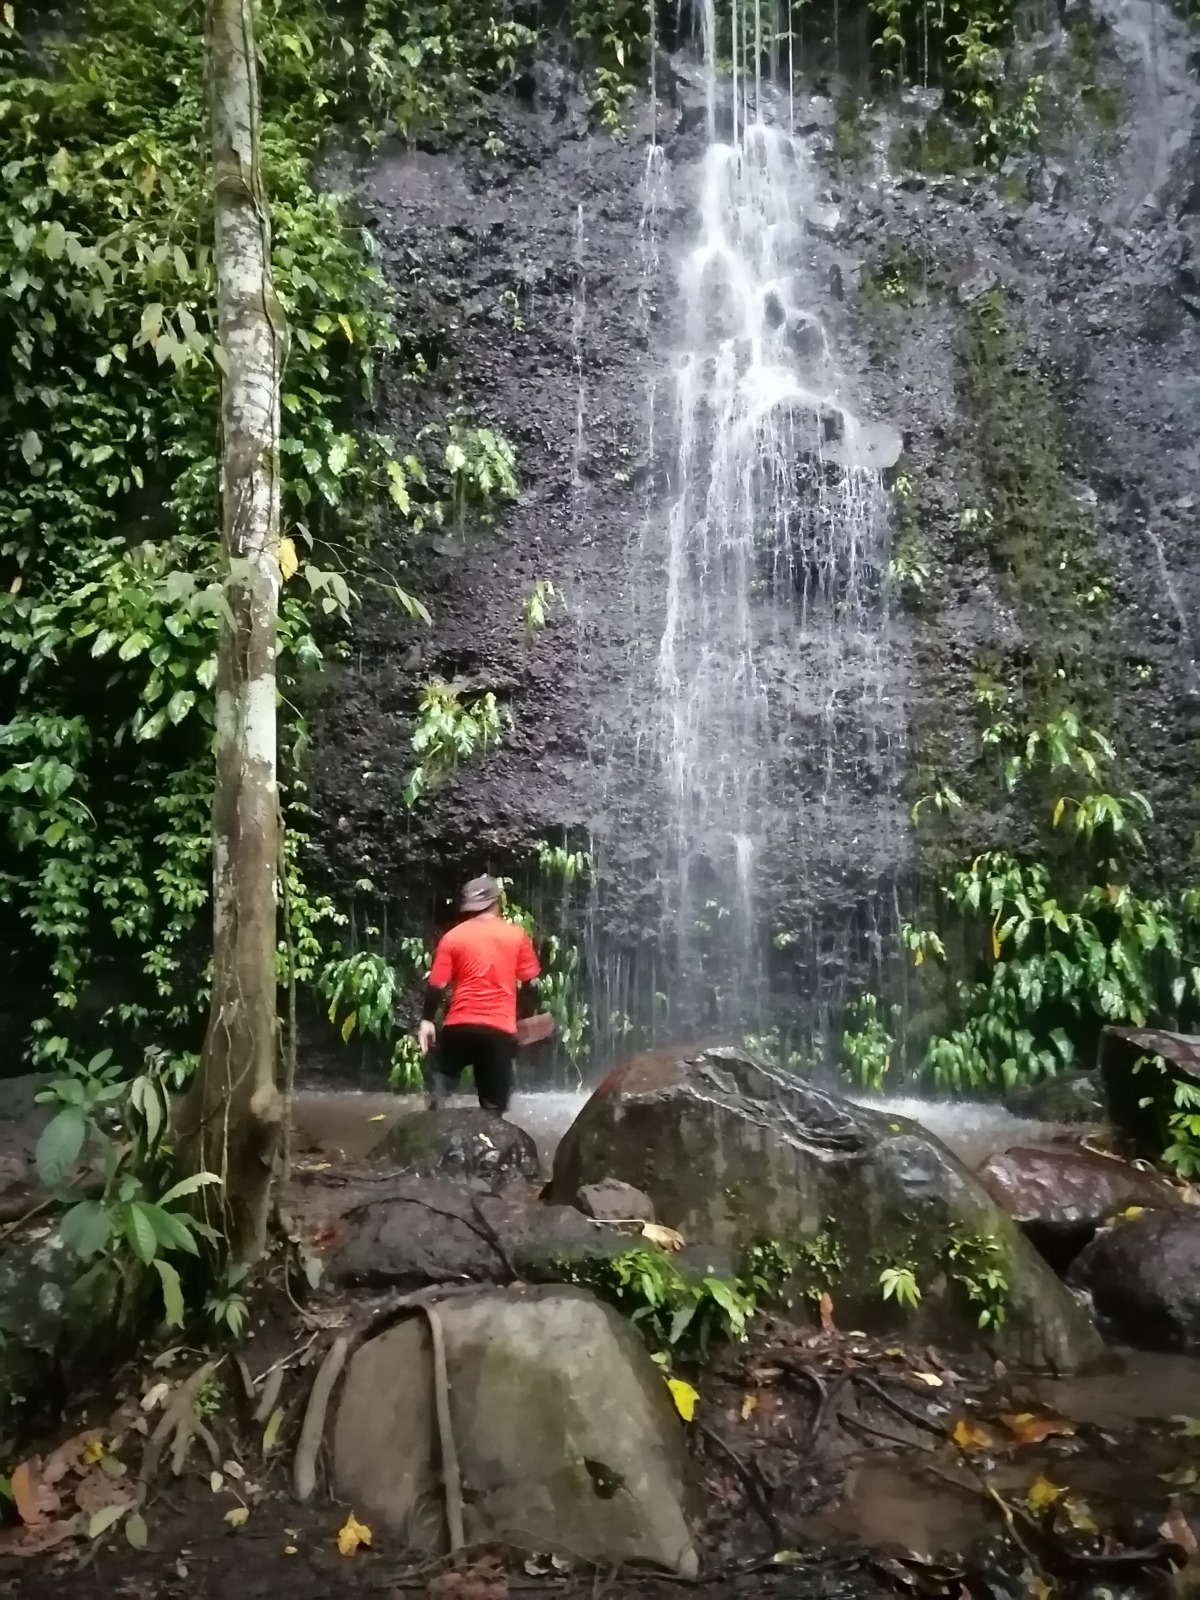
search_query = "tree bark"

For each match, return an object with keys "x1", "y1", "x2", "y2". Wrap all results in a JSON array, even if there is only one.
[{"x1": 181, "y1": 0, "x2": 287, "y2": 1263}]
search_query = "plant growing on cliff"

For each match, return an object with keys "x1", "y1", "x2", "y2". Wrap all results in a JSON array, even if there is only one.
[
  {"x1": 569, "y1": 0, "x2": 648, "y2": 132},
  {"x1": 879, "y1": 1263, "x2": 921, "y2": 1311},
  {"x1": 403, "y1": 680, "x2": 508, "y2": 807},
  {"x1": 522, "y1": 580, "x2": 559, "y2": 640},
  {"x1": 842, "y1": 993, "x2": 898, "y2": 1093},
  {"x1": 945, "y1": 1232, "x2": 1009, "y2": 1328}
]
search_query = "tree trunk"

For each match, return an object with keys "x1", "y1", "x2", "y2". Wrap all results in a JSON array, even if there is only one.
[{"x1": 181, "y1": 0, "x2": 287, "y2": 1263}]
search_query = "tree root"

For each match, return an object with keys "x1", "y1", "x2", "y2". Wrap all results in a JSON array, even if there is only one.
[
  {"x1": 294, "y1": 1334, "x2": 348, "y2": 1502},
  {"x1": 420, "y1": 1301, "x2": 465, "y2": 1555},
  {"x1": 139, "y1": 1358, "x2": 222, "y2": 1489}
]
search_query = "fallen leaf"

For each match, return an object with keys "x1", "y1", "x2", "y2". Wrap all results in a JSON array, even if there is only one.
[
  {"x1": 1173, "y1": 1416, "x2": 1200, "y2": 1437},
  {"x1": 262, "y1": 1407, "x2": 285, "y2": 1454},
  {"x1": 741, "y1": 1393, "x2": 757, "y2": 1420},
  {"x1": 368, "y1": 1114, "x2": 386, "y2": 1122},
  {"x1": 11, "y1": 1461, "x2": 59, "y2": 1527},
  {"x1": 1060, "y1": 1495, "x2": 1097, "y2": 1535},
  {"x1": 667, "y1": 1378, "x2": 699, "y2": 1422},
  {"x1": 141, "y1": 1382, "x2": 170, "y2": 1412},
  {"x1": 225, "y1": 1506, "x2": 249, "y2": 1529},
  {"x1": 1162, "y1": 1467, "x2": 1200, "y2": 1488},
  {"x1": 41, "y1": 1431, "x2": 102, "y2": 1485},
  {"x1": 125, "y1": 1510, "x2": 148, "y2": 1550},
  {"x1": 285, "y1": 1545, "x2": 298, "y2": 1555},
  {"x1": 0, "y1": 1515, "x2": 81, "y2": 1556},
  {"x1": 952, "y1": 1418, "x2": 995, "y2": 1451},
  {"x1": 883, "y1": 1347, "x2": 904, "y2": 1358},
  {"x1": 1161, "y1": 1509, "x2": 1200, "y2": 1555},
  {"x1": 337, "y1": 1511, "x2": 372, "y2": 1556},
  {"x1": 1027, "y1": 1475, "x2": 1060, "y2": 1512},
  {"x1": 1001, "y1": 1411, "x2": 1076, "y2": 1445},
  {"x1": 88, "y1": 1503, "x2": 129, "y2": 1539},
  {"x1": 209, "y1": 1471, "x2": 224, "y2": 1493},
  {"x1": 642, "y1": 1222, "x2": 684, "y2": 1251},
  {"x1": 1028, "y1": 1576, "x2": 1054, "y2": 1600},
  {"x1": 81, "y1": 1439, "x2": 106, "y2": 1467},
  {"x1": 74, "y1": 1475, "x2": 134, "y2": 1518},
  {"x1": 913, "y1": 1372, "x2": 944, "y2": 1388},
  {"x1": 222, "y1": 1460, "x2": 245, "y2": 1482},
  {"x1": 818, "y1": 1292, "x2": 835, "y2": 1332}
]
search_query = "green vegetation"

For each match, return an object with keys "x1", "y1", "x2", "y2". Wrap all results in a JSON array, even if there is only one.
[
  {"x1": 842, "y1": 994, "x2": 898, "y2": 1093},
  {"x1": 0, "y1": 0, "x2": 525, "y2": 1079},
  {"x1": 879, "y1": 1263, "x2": 921, "y2": 1311},
  {"x1": 560, "y1": 1246, "x2": 755, "y2": 1359},
  {"x1": 946, "y1": 1232, "x2": 1010, "y2": 1329},
  {"x1": 403, "y1": 680, "x2": 509, "y2": 808},
  {"x1": 569, "y1": 0, "x2": 649, "y2": 132}
]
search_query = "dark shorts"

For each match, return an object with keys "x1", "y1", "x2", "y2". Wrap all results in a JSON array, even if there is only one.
[{"x1": 434, "y1": 1024, "x2": 516, "y2": 1113}]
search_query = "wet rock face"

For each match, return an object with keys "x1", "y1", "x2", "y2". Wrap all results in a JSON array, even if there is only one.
[
  {"x1": 1070, "y1": 1210, "x2": 1200, "y2": 1351},
  {"x1": 379, "y1": 1109, "x2": 540, "y2": 1188},
  {"x1": 976, "y1": 1144, "x2": 1182, "y2": 1269},
  {"x1": 551, "y1": 1046, "x2": 1103, "y2": 1370},
  {"x1": 576, "y1": 1177, "x2": 657, "y2": 1223},
  {"x1": 333, "y1": 1285, "x2": 698, "y2": 1573},
  {"x1": 1003, "y1": 1072, "x2": 1108, "y2": 1127}
]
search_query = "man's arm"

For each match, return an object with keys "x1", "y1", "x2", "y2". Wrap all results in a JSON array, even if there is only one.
[
  {"x1": 418, "y1": 937, "x2": 454, "y2": 1054},
  {"x1": 515, "y1": 932, "x2": 542, "y2": 1019}
]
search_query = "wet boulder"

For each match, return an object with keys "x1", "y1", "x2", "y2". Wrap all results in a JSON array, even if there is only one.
[
  {"x1": 977, "y1": 1145, "x2": 1181, "y2": 1270},
  {"x1": 333, "y1": 1285, "x2": 698, "y2": 1573},
  {"x1": 1003, "y1": 1071, "x2": 1108, "y2": 1126},
  {"x1": 551, "y1": 1046, "x2": 1103, "y2": 1370},
  {"x1": 1069, "y1": 1209, "x2": 1200, "y2": 1351},
  {"x1": 378, "y1": 1109, "x2": 540, "y2": 1189},
  {"x1": 326, "y1": 1178, "x2": 633, "y2": 1291}
]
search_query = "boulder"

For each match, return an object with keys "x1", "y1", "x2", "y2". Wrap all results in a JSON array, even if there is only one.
[
  {"x1": 576, "y1": 1178, "x2": 656, "y2": 1224},
  {"x1": 326, "y1": 1178, "x2": 634, "y2": 1290},
  {"x1": 333, "y1": 1285, "x2": 697, "y2": 1573},
  {"x1": 977, "y1": 1145, "x2": 1180, "y2": 1247},
  {"x1": 551, "y1": 1046, "x2": 1103, "y2": 1370},
  {"x1": 1004, "y1": 1071, "x2": 1107, "y2": 1126},
  {"x1": 378, "y1": 1109, "x2": 540, "y2": 1188},
  {"x1": 1070, "y1": 1209, "x2": 1200, "y2": 1351}
]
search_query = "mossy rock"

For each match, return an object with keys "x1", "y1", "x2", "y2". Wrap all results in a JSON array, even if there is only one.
[
  {"x1": 550, "y1": 1046, "x2": 1103, "y2": 1371},
  {"x1": 379, "y1": 1109, "x2": 540, "y2": 1189}
]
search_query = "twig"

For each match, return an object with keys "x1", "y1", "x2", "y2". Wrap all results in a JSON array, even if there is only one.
[
  {"x1": 420, "y1": 1301, "x2": 465, "y2": 1555},
  {"x1": 695, "y1": 1423, "x2": 782, "y2": 1547},
  {"x1": 806, "y1": 1371, "x2": 848, "y2": 1449},
  {"x1": 139, "y1": 1358, "x2": 221, "y2": 1489},
  {"x1": 0, "y1": 1195, "x2": 56, "y2": 1242},
  {"x1": 839, "y1": 1413, "x2": 936, "y2": 1454},
  {"x1": 294, "y1": 1334, "x2": 348, "y2": 1502}
]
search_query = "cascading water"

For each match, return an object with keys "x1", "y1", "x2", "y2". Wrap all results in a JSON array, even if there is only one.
[{"x1": 588, "y1": 3, "x2": 905, "y2": 1055}]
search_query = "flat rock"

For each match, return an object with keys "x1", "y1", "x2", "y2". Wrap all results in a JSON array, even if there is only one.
[
  {"x1": 977, "y1": 1145, "x2": 1180, "y2": 1232},
  {"x1": 333, "y1": 1285, "x2": 698, "y2": 1572},
  {"x1": 576, "y1": 1178, "x2": 656, "y2": 1223},
  {"x1": 377, "y1": 1109, "x2": 540, "y2": 1188},
  {"x1": 1070, "y1": 1209, "x2": 1200, "y2": 1351},
  {"x1": 550, "y1": 1046, "x2": 1103, "y2": 1370}
]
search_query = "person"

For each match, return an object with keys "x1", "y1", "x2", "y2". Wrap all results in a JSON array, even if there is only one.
[{"x1": 417, "y1": 875, "x2": 541, "y2": 1115}]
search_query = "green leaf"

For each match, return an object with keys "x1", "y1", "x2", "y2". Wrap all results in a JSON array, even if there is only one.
[
  {"x1": 60, "y1": 1199, "x2": 112, "y2": 1260},
  {"x1": 262, "y1": 1406, "x2": 285, "y2": 1453},
  {"x1": 124, "y1": 1508, "x2": 148, "y2": 1549},
  {"x1": 125, "y1": 1202, "x2": 159, "y2": 1265},
  {"x1": 20, "y1": 429, "x2": 42, "y2": 465},
  {"x1": 44, "y1": 221, "x2": 66, "y2": 260},
  {"x1": 156, "y1": 1171, "x2": 222, "y2": 1207},
  {"x1": 143, "y1": 1204, "x2": 199, "y2": 1255},
  {"x1": 153, "y1": 1258, "x2": 185, "y2": 1329},
  {"x1": 36, "y1": 1107, "x2": 86, "y2": 1187}
]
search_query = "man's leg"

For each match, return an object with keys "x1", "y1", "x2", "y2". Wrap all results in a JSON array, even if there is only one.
[
  {"x1": 429, "y1": 1028, "x2": 467, "y2": 1110},
  {"x1": 474, "y1": 1029, "x2": 516, "y2": 1115}
]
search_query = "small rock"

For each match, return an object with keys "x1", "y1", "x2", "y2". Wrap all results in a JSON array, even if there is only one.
[
  {"x1": 576, "y1": 1178, "x2": 656, "y2": 1224},
  {"x1": 1004, "y1": 1070, "x2": 1107, "y2": 1125}
]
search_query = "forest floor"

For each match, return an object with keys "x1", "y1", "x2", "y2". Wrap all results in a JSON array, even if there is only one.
[{"x1": 0, "y1": 1090, "x2": 1197, "y2": 1598}]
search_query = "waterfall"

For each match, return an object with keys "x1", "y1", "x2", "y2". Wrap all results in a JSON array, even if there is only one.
[{"x1": 589, "y1": 4, "x2": 903, "y2": 1058}]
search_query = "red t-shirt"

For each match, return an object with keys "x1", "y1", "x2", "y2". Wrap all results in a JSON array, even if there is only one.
[{"x1": 427, "y1": 916, "x2": 541, "y2": 1036}]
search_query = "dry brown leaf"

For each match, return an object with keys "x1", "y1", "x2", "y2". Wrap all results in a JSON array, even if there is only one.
[
  {"x1": 1000, "y1": 1411, "x2": 1076, "y2": 1445},
  {"x1": 73, "y1": 1474, "x2": 134, "y2": 1518},
  {"x1": 428, "y1": 1563, "x2": 509, "y2": 1600},
  {"x1": 11, "y1": 1461, "x2": 60, "y2": 1527},
  {"x1": 952, "y1": 1417, "x2": 995, "y2": 1451},
  {"x1": 42, "y1": 1431, "x2": 102, "y2": 1485},
  {"x1": 818, "y1": 1292, "x2": 835, "y2": 1332},
  {"x1": 1026, "y1": 1475, "x2": 1060, "y2": 1512},
  {"x1": 641, "y1": 1222, "x2": 684, "y2": 1251},
  {"x1": 0, "y1": 1514, "x2": 81, "y2": 1556},
  {"x1": 740, "y1": 1393, "x2": 757, "y2": 1420}
]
